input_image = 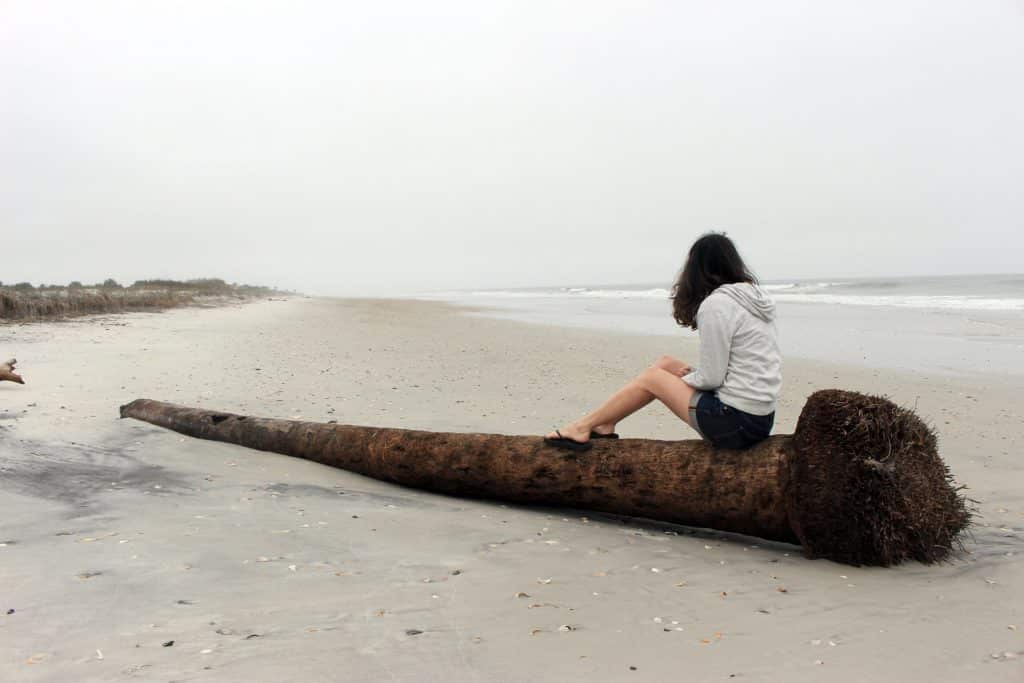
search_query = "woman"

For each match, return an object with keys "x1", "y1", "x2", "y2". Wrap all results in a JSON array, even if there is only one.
[{"x1": 544, "y1": 232, "x2": 781, "y2": 451}]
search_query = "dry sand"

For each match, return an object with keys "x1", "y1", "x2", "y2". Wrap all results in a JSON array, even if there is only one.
[{"x1": 1, "y1": 297, "x2": 1021, "y2": 681}]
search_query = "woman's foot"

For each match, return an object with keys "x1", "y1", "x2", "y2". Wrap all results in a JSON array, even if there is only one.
[
  {"x1": 591, "y1": 424, "x2": 617, "y2": 437},
  {"x1": 545, "y1": 422, "x2": 590, "y2": 444}
]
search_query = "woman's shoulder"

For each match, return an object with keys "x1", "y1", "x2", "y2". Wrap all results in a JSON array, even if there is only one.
[
  {"x1": 702, "y1": 282, "x2": 777, "y2": 324},
  {"x1": 697, "y1": 287, "x2": 734, "y2": 313},
  {"x1": 695, "y1": 290, "x2": 737, "y2": 325}
]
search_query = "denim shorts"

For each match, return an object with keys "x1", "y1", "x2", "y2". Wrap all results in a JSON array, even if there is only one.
[{"x1": 688, "y1": 391, "x2": 774, "y2": 450}]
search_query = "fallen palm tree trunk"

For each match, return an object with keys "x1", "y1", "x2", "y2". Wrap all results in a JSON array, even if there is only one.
[
  {"x1": 120, "y1": 390, "x2": 970, "y2": 566},
  {"x1": 1, "y1": 358, "x2": 24, "y2": 384}
]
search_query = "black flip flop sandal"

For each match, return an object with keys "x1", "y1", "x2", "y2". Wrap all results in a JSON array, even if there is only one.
[
  {"x1": 543, "y1": 430, "x2": 593, "y2": 452},
  {"x1": 590, "y1": 431, "x2": 619, "y2": 439}
]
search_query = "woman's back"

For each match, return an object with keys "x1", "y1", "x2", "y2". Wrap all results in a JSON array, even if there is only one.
[{"x1": 681, "y1": 283, "x2": 781, "y2": 416}]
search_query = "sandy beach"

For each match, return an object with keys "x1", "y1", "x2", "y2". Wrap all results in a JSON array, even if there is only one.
[{"x1": 1, "y1": 296, "x2": 1021, "y2": 681}]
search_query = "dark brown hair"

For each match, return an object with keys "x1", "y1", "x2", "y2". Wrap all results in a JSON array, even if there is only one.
[{"x1": 671, "y1": 232, "x2": 757, "y2": 329}]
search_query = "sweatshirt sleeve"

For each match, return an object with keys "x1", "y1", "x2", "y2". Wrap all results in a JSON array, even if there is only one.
[{"x1": 681, "y1": 299, "x2": 736, "y2": 391}]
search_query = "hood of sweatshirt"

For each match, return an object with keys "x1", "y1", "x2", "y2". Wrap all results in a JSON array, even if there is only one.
[{"x1": 714, "y1": 282, "x2": 777, "y2": 322}]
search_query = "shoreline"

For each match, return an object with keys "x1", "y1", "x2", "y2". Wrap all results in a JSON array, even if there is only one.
[
  {"x1": 1, "y1": 296, "x2": 1020, "y2": 681},
  {"x1": 417, "y1": 292, "x2": 1024, "y2": 381}
]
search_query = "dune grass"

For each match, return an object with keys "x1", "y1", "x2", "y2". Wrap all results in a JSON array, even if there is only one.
[{"x1": 0, "y1": 278, "x2": 280, "y2": 322}]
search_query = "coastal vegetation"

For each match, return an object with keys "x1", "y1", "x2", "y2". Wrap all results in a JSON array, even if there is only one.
[{"x1": 0, "y1": 278, "x2": 280, "y2": 321}]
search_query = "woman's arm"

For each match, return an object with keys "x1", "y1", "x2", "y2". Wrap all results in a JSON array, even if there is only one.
[
  {"x1": 681, "y1": 301, "x2": 736, "y2": 391},
  {"x1": 656, "y1": 355, "x2": 693, "y2": 377}
]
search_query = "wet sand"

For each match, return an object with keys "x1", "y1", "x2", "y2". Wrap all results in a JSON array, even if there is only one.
[{"x1": 1, "y1": 297, "x2": 1021, "y2": 681}]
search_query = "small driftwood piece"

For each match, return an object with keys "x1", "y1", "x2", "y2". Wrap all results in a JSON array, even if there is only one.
[
  {"x1": 120, "y1": 390, "x2": 970, "y2": 567},
  {"x1": 0, "y1": 358, "x2": 24, "y2": 384}
]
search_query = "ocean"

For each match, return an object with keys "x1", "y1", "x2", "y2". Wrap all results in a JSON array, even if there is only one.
[{"x1": 423, "y1": 274, "x2": 1024, "y2": 377}]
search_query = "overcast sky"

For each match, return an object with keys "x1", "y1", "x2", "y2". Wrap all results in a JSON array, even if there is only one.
[{"x1": 2, "y1": 1, "x2": 1022, "y2": 295}]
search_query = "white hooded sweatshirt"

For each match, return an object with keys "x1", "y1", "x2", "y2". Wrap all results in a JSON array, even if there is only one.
[{"x1": 681, "y1": 282, "x2": 782, "y2": 415}]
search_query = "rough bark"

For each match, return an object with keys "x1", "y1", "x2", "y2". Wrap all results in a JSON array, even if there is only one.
[
  {"x1": 1, "y1": 358, "x2": 24, "y2": 384},
  {"x1": 120, "y1": 390, "x2": 971, "y2": 566},
  {"x1": 119, "y1": 397, "x2": 796, "y2": 543}
]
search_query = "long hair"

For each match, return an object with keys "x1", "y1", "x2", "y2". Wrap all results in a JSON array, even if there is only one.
[{"x1": 671, "y1": 232, "x2": 757, "y2": 329}]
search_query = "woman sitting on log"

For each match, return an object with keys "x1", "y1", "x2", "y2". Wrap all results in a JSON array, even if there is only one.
[{"x1": 545, "y1": 232, "x2": 782, "y2": 451}]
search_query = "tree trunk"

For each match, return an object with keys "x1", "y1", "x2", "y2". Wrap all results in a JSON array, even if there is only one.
[
  {"x1": 120, "y1": 390, "x2": 971, "y2": 567},
  {"x1": 120, "y1": 398, "x2": 797, "y2": 543}
]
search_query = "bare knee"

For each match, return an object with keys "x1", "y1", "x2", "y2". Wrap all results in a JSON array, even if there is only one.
[
  {"x1": 636, "y1": 366, "x2": 662, "y2": 389},
  {"x1": 651, "y1": 354, "x2": 676, "y2": 370}
]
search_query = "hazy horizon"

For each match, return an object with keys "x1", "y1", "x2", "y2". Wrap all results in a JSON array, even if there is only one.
[
  {"x1": 3, "y1": 1, "x2": 1022, "y2": 296},
  {"x1": 5, "y1": 269, "x2": 1024, "y2": 297}
]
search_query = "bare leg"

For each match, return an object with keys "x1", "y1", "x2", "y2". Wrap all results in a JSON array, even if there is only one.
[
  {"x1": 592, "y1": 355, "x2": 692, "y2": 435},
  {"x1": 547, "y1": 364, "x2": 699, "y2": 443}
]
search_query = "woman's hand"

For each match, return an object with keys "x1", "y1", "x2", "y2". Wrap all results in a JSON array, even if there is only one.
[{"x1": 652, "y1": 355, "x2": 692, "y2": 377}]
